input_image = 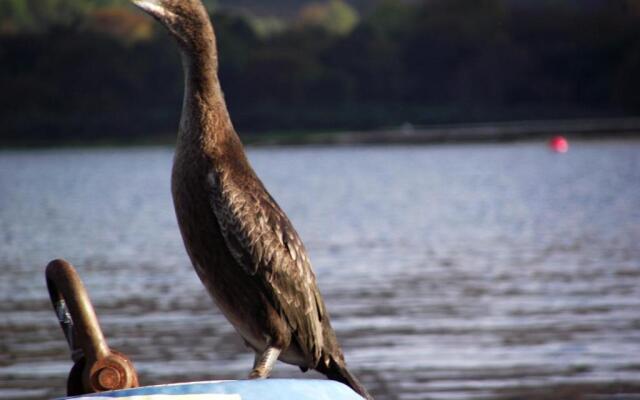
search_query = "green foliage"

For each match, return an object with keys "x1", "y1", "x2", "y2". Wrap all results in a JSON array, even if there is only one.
[
  {"x1": 245, "y1": 16, "x2": 287, "y2": 38},
  {"x1": 0, "y1": 0, "x2": 211, "y2": 33},
  {"x1": 298, "y1": 0, "x2": 359, "y2": 35},
  {"x1": 0, "y1": 1, "x2": 639, "y2": 144},
  {"x1": 366, "y1": 0, "x2": 413, "y2": 37},
  {"x1": 0, "y1": 0, "x2": 95, "y2": 32}
]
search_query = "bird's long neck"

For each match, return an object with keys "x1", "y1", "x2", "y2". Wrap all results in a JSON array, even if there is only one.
[{"x1": 177, "y1": 24, "x2": 234, "y2": 154}]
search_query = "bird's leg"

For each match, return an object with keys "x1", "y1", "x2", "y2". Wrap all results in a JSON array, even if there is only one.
[{"x1": 248, "y1": 346, "x2": 281, "y2": 379}]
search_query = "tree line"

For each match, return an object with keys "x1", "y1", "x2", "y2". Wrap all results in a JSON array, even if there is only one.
[{"x1": 1, "y1": 0, "x2": 639, "y2": 145}]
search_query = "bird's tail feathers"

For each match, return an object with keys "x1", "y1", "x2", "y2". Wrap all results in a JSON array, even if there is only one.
[{"x1": 316, "y1": 357, "x2": 373, "y2": 400}]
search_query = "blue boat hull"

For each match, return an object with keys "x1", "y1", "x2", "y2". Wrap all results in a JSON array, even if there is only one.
[{"x1": 57, "y1": 379, "x2": 362, "y2": 400}]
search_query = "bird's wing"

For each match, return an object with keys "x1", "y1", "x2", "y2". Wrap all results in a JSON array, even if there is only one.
[{"x1": 208, "y1": 170, "x2": 325, "y2": 365}]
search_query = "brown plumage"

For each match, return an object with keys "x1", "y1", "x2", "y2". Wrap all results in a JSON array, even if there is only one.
[{"x1": 131, "y1": 0, "x2": 372, "y2": 398}]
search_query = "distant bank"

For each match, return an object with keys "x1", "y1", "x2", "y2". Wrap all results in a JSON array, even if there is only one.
[
  {"x1": 243, "y1": 118, "x2": 640, "y2": 146},
  {"x1": 1, "y1": 118, "x2": 639, "y2": 149}
]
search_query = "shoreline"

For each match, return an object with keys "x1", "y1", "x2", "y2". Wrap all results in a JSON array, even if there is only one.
[
  {"x1": 1, "y1": 118, "x2": 639, "y2": 149},
  {"x1": 242, "y1": 117, "x2": 640, "y2": 146}
]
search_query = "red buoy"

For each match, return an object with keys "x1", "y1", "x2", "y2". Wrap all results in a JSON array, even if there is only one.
[{"x1": 549, "y1": 135, "x2": 569, "y2": 153}]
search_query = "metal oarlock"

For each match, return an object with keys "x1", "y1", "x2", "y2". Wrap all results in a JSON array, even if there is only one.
[{"x1": 46, "y1": 259, "x2": 139, "y2": 395}]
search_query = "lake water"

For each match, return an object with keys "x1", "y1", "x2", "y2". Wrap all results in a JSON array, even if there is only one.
[{"x1": 0, "y1": 141, "x2": 639, "y2": 400}]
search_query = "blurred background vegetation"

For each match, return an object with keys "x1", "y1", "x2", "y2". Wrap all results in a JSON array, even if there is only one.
[{"x1": 0, "y1": 0, "x2": 639, "y2": 145}]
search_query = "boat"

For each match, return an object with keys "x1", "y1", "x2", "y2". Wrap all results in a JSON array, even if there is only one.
[{"x1": 54, "y1": 379, "x2": 363, "y2": 399}]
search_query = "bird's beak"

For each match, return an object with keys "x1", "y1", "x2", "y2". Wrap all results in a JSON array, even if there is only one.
[{"x1": 132, "y1": 0, "x2": 172, "y2": 20}]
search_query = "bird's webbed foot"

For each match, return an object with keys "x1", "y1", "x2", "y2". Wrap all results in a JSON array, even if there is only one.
[{"x1": 248, "y1": 346, "x2": 281, "y2": 379}]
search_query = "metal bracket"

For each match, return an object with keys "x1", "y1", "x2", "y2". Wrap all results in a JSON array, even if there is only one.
[{"x1": 46, "y1": 259, "x2": 140, "y2": 395}]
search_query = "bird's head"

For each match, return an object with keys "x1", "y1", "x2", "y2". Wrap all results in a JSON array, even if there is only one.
[{"x1": 132, "y1": 0, "x2": 213, "y2": 51}]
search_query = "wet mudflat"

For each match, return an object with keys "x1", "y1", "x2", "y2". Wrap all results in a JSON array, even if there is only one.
[{"x1": 1, "y1": 141, "x2": 639, "y2": 399}]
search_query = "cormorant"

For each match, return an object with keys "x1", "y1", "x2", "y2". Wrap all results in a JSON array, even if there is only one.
[{"x1": 131, "y1": 1, "x2": 372, "y2": 398}]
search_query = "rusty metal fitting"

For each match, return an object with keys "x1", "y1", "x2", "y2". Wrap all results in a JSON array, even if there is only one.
[
  {"x1": 46, "y1": 259, "x2": 139, "y2": 395},
  {"x1": 88, "y1": 350, "x2": 138, "y2": 392}
]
